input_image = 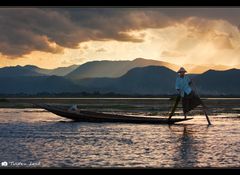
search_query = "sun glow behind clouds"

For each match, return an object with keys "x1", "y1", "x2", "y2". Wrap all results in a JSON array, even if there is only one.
[{"x1": 0, "y1": 12, "x2": 240, "y2": 70}]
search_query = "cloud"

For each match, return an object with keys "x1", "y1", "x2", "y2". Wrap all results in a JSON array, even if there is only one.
[
  {"x1": 153, "y1": 8, "x2": 240, "y2": 27},
  {"x1": 161, "y1": 50, "x2": 185, "y2": 57},
  {"x1": 173, "y1": 17, "x2": 238, "y2": 52},
  {"x1": 1, "y1": 8, "x2": 240, "y2": 58},
  {"x1": 96, "y1": 48, "x2": 106, "y2": 52},
  {"x1": 0, "y1": 8, "x2": 173, "y2": 58},
  {"x1": 61, "y1": 60, "x2": 69, "y2": 65},
  {"x1": 61, "y1": 57, "x2": 85, "y2": 65},
  {"x1": 0, "y1": 9, "x2": 70, "y2": 57}
]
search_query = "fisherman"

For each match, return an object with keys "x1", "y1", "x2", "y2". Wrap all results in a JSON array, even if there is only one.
[{"x1": 175, "y1": 67, "x2": 204, "y2": 119}]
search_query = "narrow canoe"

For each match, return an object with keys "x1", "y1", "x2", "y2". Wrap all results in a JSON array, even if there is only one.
[{"x1": 38, "y1": 104, "x2": 192, "y2": 124}]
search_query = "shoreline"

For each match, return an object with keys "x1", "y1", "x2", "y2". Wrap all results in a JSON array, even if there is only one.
[{"x1": 0, "y1": 98, "x2": 240, "y2": 115}]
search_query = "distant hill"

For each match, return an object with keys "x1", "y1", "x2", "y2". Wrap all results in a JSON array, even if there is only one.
[
  {"x1": 0, "y1": 60, "x2": 240, "y2": 96},
  {"x1": 66, "y1": 58, "x2": 234, "y2": 80},
  {"x1": 0, "y1": 66, "x2": 44, "y2": 77},
  {"x1": 66, "y1": 58, "x2": 179, "y2": 80},
  {"x1": 75, "y1": 66, "x2": 240, "y2": 95},
  {"x1": 194, "y1": 68, "x2": 240, "y2": 95},
  {"x1": 24, "y1": 65, "x2": 78, "y2": 76},
  {"x1": 0, "y1": 76, "x2": 81, "y2": 94},
  {"x1": 48, "y1": 65, "x2": 79, "y2": 76},
  {"x1": 76, "y1": 66, "x2": 177, "y2": 95}
]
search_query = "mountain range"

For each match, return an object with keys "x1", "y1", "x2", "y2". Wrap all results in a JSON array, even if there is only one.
[
  {"x1": 0, "y1": 64, "x2": 78, "y2": 77},
  {"x1": 66, "y1": 58, "x2": 232, "y2": 79},
  {"x1": 24, "y1": 64, "x2": 79, "y2": 76},
  {"x1": 0, "y1": 76, "x2": 80, "y2": 94},
  {"x1": 193, "y1": 68, "x2": 240, "y2": 95},
  {"x1": 0, "y1": 58, "x2": 239, "y2": 96},
  {"x1": 75, "y1": 66, "x2": 177, "y2": 95},
  {"x1": 66, "y1": 58, "x2": 179, "y2": 80}
]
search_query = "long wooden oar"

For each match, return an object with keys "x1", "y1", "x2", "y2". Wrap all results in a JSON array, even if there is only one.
[
  {"x1": 168, "y1": 95, "x2": 181, "y2": 120},
  {"x1": 203, "y1": 108, "x2": 211, "y2": 125}
]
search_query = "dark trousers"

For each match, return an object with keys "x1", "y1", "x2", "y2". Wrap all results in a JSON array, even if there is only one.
[{"x1": 182, "y1": 91, "x2": 202, "y2": 114}]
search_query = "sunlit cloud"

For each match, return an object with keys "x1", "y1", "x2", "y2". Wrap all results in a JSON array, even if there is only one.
[
  {"x1": 0, "y1": 8, "x2": 240, "y2": 70},
  {"x1": 96, "y1": 48, "x2": 107, "y2": 52}
]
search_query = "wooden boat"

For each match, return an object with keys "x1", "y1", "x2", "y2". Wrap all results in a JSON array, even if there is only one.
[{"x1": 37, "y1": 104, "x2": 192, "y2": 124}]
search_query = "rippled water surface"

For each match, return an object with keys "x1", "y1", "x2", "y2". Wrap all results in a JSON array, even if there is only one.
[{"x1": 0, "y1": 107, "x2": 240, "y2": 168}]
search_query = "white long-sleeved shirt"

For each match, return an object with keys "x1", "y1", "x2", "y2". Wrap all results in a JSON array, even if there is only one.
[{"x1": 175, "y1": 75, "x2": 192, "y2": 97}]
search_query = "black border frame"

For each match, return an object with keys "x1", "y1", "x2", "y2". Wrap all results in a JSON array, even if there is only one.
[{"x1": 0, "y1": 0, "x2": 240, "y2": 7}]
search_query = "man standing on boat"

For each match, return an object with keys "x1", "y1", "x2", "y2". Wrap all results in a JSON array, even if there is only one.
[{"x1": 175, "y1": 67, "x2": 203, "y2": 119}]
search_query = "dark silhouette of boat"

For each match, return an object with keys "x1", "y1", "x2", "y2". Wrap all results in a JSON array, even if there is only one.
[{"x1": 38, "y1": 104, "x2": 192, "y2": 124}]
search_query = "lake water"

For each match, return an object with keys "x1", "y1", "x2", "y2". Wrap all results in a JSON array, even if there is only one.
[{"x1": 0, "y1": 103, "x2": 240, "y2": 168}]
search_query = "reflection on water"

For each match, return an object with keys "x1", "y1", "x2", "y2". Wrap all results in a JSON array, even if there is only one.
[
  {"x1": 0, "y1": 108, "x2": 239, "y2": 167},
  {"x1": 169, "y1": 125, "x2": 210, "y2": 167},
  {"x1": 171, "y1": 126, "x2": 196, "y2": 167}
]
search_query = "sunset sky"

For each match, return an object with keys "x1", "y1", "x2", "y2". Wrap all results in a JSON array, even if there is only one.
[{"x1": 1, "y1": 8, "x2": 240, "y2": 69}]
